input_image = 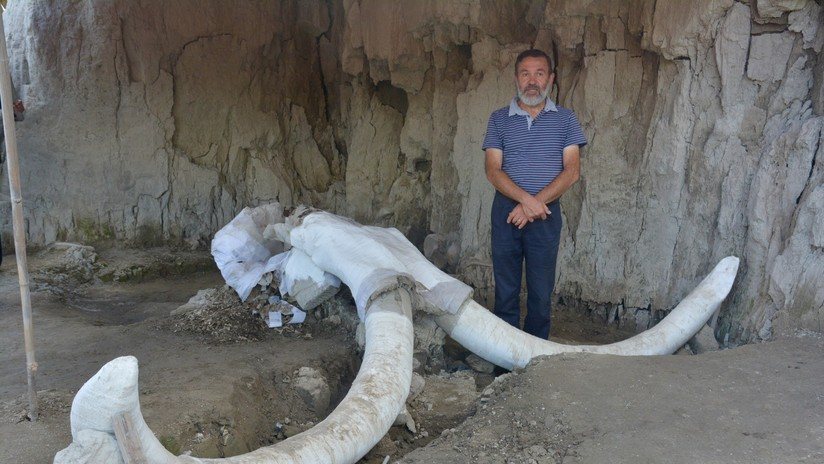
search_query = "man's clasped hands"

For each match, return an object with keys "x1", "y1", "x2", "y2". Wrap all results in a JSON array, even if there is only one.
[{"x1": 507, "y1": 195, "x2": 551, "y2": 229}]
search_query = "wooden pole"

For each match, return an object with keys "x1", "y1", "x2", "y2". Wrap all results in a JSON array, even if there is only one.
[
  {"x1": 0, "y1": 6, "x2": 38, "y2": 421},
  {"x1": 113, "y1": 412, "x2": 148, "y2": 464}
]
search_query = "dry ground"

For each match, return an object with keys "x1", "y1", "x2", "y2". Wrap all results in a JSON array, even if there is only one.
[
  {"x1": 400, "y1": 336, "x2": 824, "y2": 463},
  {"x1": 1, "y1": 246, "x2": 822, "y2": 463}
]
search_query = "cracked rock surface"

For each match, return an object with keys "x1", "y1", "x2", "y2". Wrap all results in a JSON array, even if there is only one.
[{"x1": 2, "y1": 0, "x2": 822, "y2": 342}]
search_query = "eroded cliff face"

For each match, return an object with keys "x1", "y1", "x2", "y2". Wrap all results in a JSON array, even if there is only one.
[{"x1": 1, "y1": 0, "x2": 821, "y2": 342}]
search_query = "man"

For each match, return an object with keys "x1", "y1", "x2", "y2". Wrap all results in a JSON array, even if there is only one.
[{"x1": 482, "y1": 49, "x2": 586, "y2": 339}]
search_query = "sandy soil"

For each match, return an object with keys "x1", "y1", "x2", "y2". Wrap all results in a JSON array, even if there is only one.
[
  {"x1": 400, "y1": 337, "x2": 824, "y2": 463},
  {"x1": 2, "y1": 246, "x2": 822, "y2": 463},
  {"x1": 0, "y1": 247, "x2": 359, "y2": 462}
]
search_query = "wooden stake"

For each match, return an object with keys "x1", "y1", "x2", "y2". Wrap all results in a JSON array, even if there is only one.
[
  {"x1": 113, "y1": 412, "x2": 148, "y2": 464},
  {"x1": 0, "y1": 6, "x2": 38, "y2": 421}
]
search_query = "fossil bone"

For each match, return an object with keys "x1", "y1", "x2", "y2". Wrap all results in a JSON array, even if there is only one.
[
  {"x1": 57, "y1": 207, "x2": 739, "y2": 463},
  {"x1": 437, "y1": 256, "x2": 739, "y2": 370}
]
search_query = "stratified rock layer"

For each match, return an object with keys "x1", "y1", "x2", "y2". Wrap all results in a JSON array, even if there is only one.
[{"x1": 1, "y1": 0, "x2": 822, "y2": 342}]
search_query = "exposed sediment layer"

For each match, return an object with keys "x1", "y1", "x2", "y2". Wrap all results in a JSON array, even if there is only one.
[{"x1": 2, "y1": 0, "x2": 822, "y2": 341}]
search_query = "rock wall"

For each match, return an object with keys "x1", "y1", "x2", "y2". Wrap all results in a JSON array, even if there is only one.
[{"x1": 1, "y1": 0, "x2": 821, "y2": 343}]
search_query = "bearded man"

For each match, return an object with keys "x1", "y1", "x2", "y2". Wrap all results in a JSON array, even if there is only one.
[{"x1": 482, "y1": 49, "x2": 587, "y2": 339}]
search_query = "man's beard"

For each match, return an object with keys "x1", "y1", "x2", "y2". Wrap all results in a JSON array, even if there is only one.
[{"x1": 517, "y1": 84, "x2": 550, "y2": 107}]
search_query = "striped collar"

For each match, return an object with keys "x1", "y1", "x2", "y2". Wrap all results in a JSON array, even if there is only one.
[{"x1": 508, "y1": 97, "x2": 557, "y2": 117}]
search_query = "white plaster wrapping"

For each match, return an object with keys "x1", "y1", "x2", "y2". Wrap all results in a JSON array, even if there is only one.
[
  {"x1": 211, "y1": 203, "x2": 286, "y2": 301},
  {"x1": 278, "y1": 248, "x2": 341, "y2": 303},
  {"x1": 65, "y1": 356, "x2": 178, "y2": 463},
  {"x1": 211, "y1": 204, "x2": 341, "y2": 304},
  {"x1": 289, "y1": 212, "x2": 472, "y2": 316}
]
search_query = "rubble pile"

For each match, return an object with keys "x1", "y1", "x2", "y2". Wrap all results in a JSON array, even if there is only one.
[
  {"x1": 31, "y1": 243, "x2": 99, "y2": 295},
  {"x1": 168, "y1": 278, "x2": 333, "y2": 344}
]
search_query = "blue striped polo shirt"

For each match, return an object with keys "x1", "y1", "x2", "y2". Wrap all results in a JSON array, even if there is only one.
[{"x1": 482, "y1": 98, "x2": 587, "y2": 195}]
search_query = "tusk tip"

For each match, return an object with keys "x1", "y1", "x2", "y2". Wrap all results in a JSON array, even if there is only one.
[
  {"x1": 69, "y1": 356, "x2": 140, "y2": 439},
  {"x1": 709, "y1": 256, "x2": 740, "y2": 296}
]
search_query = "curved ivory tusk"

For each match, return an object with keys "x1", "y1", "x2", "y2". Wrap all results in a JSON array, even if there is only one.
[
  {"x1": 437, "y1": 257, "x2": 740, "y2": 370},
  {"x1": 56, "y1": 356, "x2": 179, "y2": 464},
  {"x1": 283, "y1": 210, "x2": 739, "y2": 369},
  {"x1": 57, "y1": 288, "x2": 414, "y2": 464}
]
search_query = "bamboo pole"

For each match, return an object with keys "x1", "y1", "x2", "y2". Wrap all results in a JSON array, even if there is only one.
[{"x1": 0, "y1": 6, "x2": 38, "y2": 421}]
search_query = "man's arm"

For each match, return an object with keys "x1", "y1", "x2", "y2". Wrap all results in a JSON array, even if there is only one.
[
  {"x1": 533, "y1": 144, "x2": 581, "y2": 205},
  {"x1": 505, "y1": 145, "x2": 581, "y2": 229},
  {"x1": 485, "y1": 148, "x2": 550, "y2": 220}
]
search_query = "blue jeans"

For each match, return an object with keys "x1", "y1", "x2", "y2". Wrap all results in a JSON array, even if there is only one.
[{"x1": 491, "y1": 192, "x2": 562, "y2": 340}]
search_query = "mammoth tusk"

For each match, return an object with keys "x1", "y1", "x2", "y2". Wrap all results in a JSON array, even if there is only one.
[
  {"x1": 56, "y1": 356, "x2": 179, "y2": 464},
  {"x1": 437, "y1": 256, "x2": 740, "y2": 370},
  {"x1": 56, "y1": 207, "x2": 739, "y2": 463},
  {"x1": 183, "y1": 288, "x2": 414, "y2": 463},
  {"x1": 56, "y1": 287, "x2": 414, "y2": 464},
  {"x1": 284, "y1": 210, "x2": 739, "y2": 369}
]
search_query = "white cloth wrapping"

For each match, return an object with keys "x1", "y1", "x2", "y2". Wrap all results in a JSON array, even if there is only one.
[
  {"x1": 211, "y1": 204, "x2": 340, "y2": 304},
  {"x1": 210, "y1": 203, "x2": 286, "y2": 301},
  {"x1": 288, "y1": 211, "x2": 472, "y2": 319},
  {"x1": 279, "y1": 248, "x2": 341, "y2": 298}
]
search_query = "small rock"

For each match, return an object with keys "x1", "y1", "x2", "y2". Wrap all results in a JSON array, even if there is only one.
[
  {"x1": 170, "y1": 288, "x2": 216, "y2": 316},
  {"x1": 289, "y1": 277, "x2": 339, "y2": 310},
  {"x1": 465, "y1": 354, "x2": 495, "y2": 374},
  {"x1": 216, "y1": 417, "x2": 234, "y2": 427},
  {"x1": 405, "y1": 414, "x2": 417, "y2": 434},
  {"x1": 688, "y1": 323, "x2": 720, "y2": 354},
  {"x1": 412, "y1": 356, "x2": 422, "y2": 372},
  {"x1": 675, "y1": 344, "x2": 694, "y2": 355},
  {"x1": 408, "y1": 373, "x2": 425, "y2": 401},
  {"x1": 292, "y1": 367, "x2": 331, "y2": 413},
  {"x1": 356, "y1": 323, "x2": 366, "y2": 349},
  {"x1": 370, "y1": 435, "x2": 397, "y2": 458},
  {"x1": 394, "y1": 406, "x2": 410, "y2": 426},
  {"x1": 258, "y1": 272, "x2": 274, "y2": 287},
  {"x1": 528, "y1": 445, "x2": 546, "y2": 456},
  {"x1": 394, "y1": 406, "x2": 417, "y2": 433}
]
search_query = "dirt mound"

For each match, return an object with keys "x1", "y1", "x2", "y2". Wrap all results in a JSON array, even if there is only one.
[
  {"x1": 169, "y1": 286, "x2": 270, "y2": 343},
  {"x1": 31, "y1": 243, "x2": 99, "y2": 296},
  {"x1": 399, "y1": 336, "x2": 824, "y2": 464}
]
